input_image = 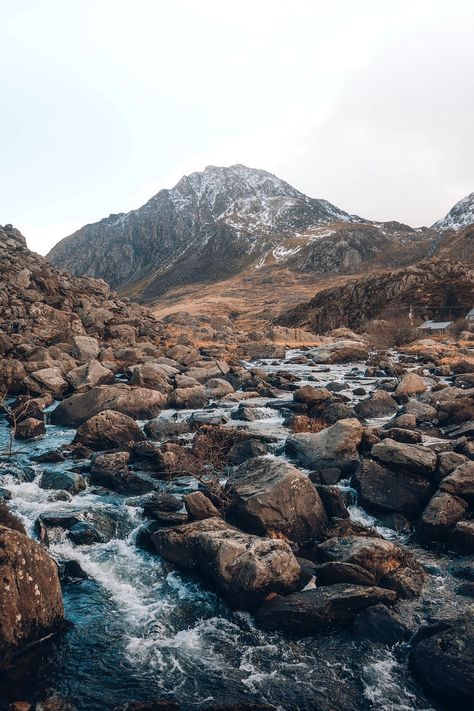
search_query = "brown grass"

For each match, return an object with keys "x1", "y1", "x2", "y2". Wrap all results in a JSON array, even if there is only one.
[{"x1": 290, "y1": 416, "x2": 327, "y2": 433}]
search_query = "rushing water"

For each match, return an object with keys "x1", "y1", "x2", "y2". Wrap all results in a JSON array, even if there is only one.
[{"x1": 0, "y1": 351, "x2": 470, "y2": 710}]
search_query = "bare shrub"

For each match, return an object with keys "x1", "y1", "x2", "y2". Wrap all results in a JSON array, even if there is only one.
[
  {"x1": 290, "y1": 416, "x2": 327, "y2": 433},
  {"x1": 365, "y1": 317, "x2": 419, "y2": 349}
]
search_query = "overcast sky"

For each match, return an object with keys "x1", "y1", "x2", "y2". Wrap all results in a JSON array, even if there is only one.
[{"x1": 1, "y1": 0, "x2": 473, "y2": 254}]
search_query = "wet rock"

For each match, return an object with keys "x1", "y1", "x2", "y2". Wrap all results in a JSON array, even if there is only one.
[
  {"x1": 379, "y1": 427, "x2": 422, "y2": 444},
  {"x1": 227, "y1": 439, "x2": 268, "y2": 465},
  {"x1": 190, "y1": 411, "x2": 230, "y2": 426},
  {"x1": 314, "y1": 561, "x2": 376, "y2": 586},
  {"x1": 71, "y1": 335, "x2": 100, "y2": 362},
  {"x1": 354, "y1": 459, "x2": 432, "y2": 519},
  {"x1": 317, "y1": 535, "x2": 408, "y2": 583},
  {"x1": 254, "y1": 584, "x2": 396, "y2": 634},
  {"x1": 314, "y1": 485, "x2": 350, "y2": 519},
  {"x1": 184, "y1": 491, "x2": 221, "y2": 520},
  {"x1": 352, "y1": 604, "x2": 411, "y2": 644},
  {"x1": 379, "y1": 564, "x2": 424, "y2": 599},
  {"x1": 449, "y1": 520, "x2": 474, "y2": 554},
  {"x1": 67, "y1": 522, "x2": 101, "y2": 545},
  {"x1": 142, "y1": 493, "x2": 182, "y2": 516},
  {"x1": 0, "y1": 526, "x2": 65, "y2": 664},
  {"x1": 435, "y1": 451, "x2": 468, "y2": 483},
  {"x1": 91, "y1": 452, "x2": 154, "y2": 494},
  {"x1": 371, "y1": 438, "x2": 437, "y2": 475},
  {"x1": 39, "y1": 470, "x2": 86, "y2": 495},
  {"x1": 73, "y1": 409, "x2": 146, "y2": 451},
  {"x1": 14, "y1": 417, "x2": 46, "y2": 440},
  {"x1": 409, "y1": 612, "x2": 474, "y2": 705},
  {"x1": 50, "y1": 385, "x2": 167, "y2": 427},
  {"x1": 286, "y1": 418, "x2": 362, "y2": 476},
  {"x1": 0, "y1": 488, "x2": 12, "y2": 501},
  {"x1": 231, "y1": 405, "x2": 266, "y2": 422},
  {"x1": 225, "y1": 457, "x2": 327, "y2": 543},
  {"x1": 144, "y1": 417, "x2": 191, "y2": 441},
  {"x1": 205, "y1": 378, "x2": 235, "y2": 399},
  {"x1": 151, "y1": 517, "x2": 301, "y2": 608},
  {"x1": 417, "y1": 492, "x2": 469, "y2": 542},
  {"x1": 354, "y1": 390, "x2": 398, "y2": 419},
  {"x1": 456, "y1": 582, "x2": 474, "y2": 597}
]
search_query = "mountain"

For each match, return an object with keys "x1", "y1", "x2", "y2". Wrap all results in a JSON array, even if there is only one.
[
  {"x1": 47, "y1": 165, "x2": 362, "y2": 300},
  {"x1": 276, "y1": 259, "x2": 474, "y2": 333},
  {"x1": 432, "y1": 192, "x2": 474, "y2": 231}
]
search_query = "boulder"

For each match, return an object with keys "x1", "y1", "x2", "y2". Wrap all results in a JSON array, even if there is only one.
[
  {"x1": 67, "y1": 522, "x2": 101, "y2": 545},
  {"x1": 90, "y1": 452, "x2": 153, "y2": 494},
  {"x1": 0, "y1": 526, "x2": 65, "y2": 664},
  {"x1": 184, "y1": 491, "x2": 220, "y2": 520},
  {"x1": 417, "y1": 492, "x2": 469, "y2": 542},
  {"x1": 352, "y1": 604, "x2": 411, "y2": 644},
  {"x1": 225, "y1": 457, "x2": 327, "y2": 543},
  {"x1": 440, "y1": 461, "x2": 474, "y2": 497},
  {"x1": 71, "y1": 335, "x2": 100, "y2": 362},
  {"x1": 73, "y1": 410, "x2": 145, "y2": 450},
  {"x1": 151, "y1": 517, "x2": 301, "y2": 608},
  {"x1": 317, "y1": 535, "x2": 407, "y2": 582},
  {"x1": 205, "y1": 378, "x2": 235, "y2": 399},
  {"x1": 66, "y1": 359, "x2": 114, "y2": 392},
  {"x1": 40, "y1": 469, "x2": 86, "y2": 495},
  {"x1": 286, "y1": 418, "x2": 363, "y2": 476},
  {"x1": 371, "y1": 438, "x2": 437, "y2": 475},
  {"x1": 449, "y1": 521, "x2": 474, "y2": 554},
  {"x1": 314, "y1": 484, "x2": 350, "y2": 519},
  {"x1": 23, "y1": 367, "x2": 69, "y2": 398},
  {"x1": 144, "y1": 417, "x2": 190, "y2": 441},
  {"x1": 395, "y1": 372, "x2": 428, "y2": 396},
  {"x1": 405, "y1": 400, "x2": 438, "y2": 423},
  {"x1": 354, "y1": 390, "x2": 398, "y2": 419},
  {"x1": 354, "y1": 459, "x2": 432, "y2": 519},
  {"x1": 50, "y1": 385, "x2": 167, "y2": 427},
  {"x1": 142, "y1": 492, "x2": 182, "y2": 517},
  {"x1": 171, "y1": 385, "x2": 207, "y2": 409},
  {"x1": 129, "y1": 363, "x2": 173, "y2": 393},
  {"x1": 254, "y1": 584, "x2": 396, "y2": 634},
  {"x1": 409, "y1": 612, "x2": 474, "y2": 705},
  {"x1": 227, "y1": 439, "x2": 268, "y2": 465},
  {"x1": 293, "y1": 386, "x2": 331, "y2": 408},
  {"x1": 14, "y1": 417, "x2": 46, "y2": 440}
]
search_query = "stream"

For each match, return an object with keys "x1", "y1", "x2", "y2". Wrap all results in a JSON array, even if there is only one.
[{"x1": 0, "y1": 350, "x2": 470, "y2": 711}]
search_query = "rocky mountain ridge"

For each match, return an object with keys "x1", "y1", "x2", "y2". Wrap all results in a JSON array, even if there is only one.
[{"x1": 432, "y1": 192, "x2": 474, "y2": 231}]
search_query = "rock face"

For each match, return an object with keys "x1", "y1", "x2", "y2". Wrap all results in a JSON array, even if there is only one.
[
  {"x1": 50, "y1": 385, "x2": 167, "y2": 427},
  {"x1": 225, "y1": 457, "x2": 327, "y2": 543},
  {"x1": 286, "y1": 418, "x2": 362, "y2": 475},
  {"x1": 73, "y1": 410, "x2": 146, "y2": 450},
  {"x1": 47, "y1": 165, "x2": 360, "y2": 300},
  {"x1": 151, "y1": 517, "x2": 301, "y2": 608},
  {"x1": 254, "y1": 584, "x2": 396, "y2": 633},
  {"x1": 409, "y1": 612, "x2": 474, "y2": 704},
  {"x1": 0, "y1": 525, "x2": 65, "y2": 664}
]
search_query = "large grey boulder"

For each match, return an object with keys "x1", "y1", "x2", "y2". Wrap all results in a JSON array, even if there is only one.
[
  {"x1": 354, "y1": 390, "x2": 398, "y2": 419},
  {"x1": 286, "y1": 418, "x2": 363, "y2": 475},
  {"x1": 50, "y1": 385, "x2": 167, "y2": 426},
  {"x1": 71, "y1": 335, "x2": 100, "y2": 362},
  {"x1": 23, "y1": 367, "x2": 69, "y2": 398},
  {"x1": 151, "y1": 517, "x2": 301, "y2": 608},
  {"x1": 371, "y1": 438, "x2": 437, "y2": 475},
  {"x1": 128, "y1": 363, "x2": 174, "y2": 393},
  {"x1": 225, "y1": 457, "x2": 327, "y2": 543},
  {"x1": 66, "y1": 359, "x2": 114, "y2": 392},
  {"x1": 73, "y1": 409, "x2": 145, "y2": 450}
]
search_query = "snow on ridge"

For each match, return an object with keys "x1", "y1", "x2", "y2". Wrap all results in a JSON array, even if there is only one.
[{"x1": 432, "y1": 192, "x2": 474, "y2": 231}]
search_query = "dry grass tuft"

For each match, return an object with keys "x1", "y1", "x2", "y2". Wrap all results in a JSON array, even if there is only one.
[{"x1": 290, "y1": 416, "x2": 327, "y2": 434}]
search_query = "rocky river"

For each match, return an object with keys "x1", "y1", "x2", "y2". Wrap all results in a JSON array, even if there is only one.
[{"x1": 1, "y1": 348, "x2": 473, "y2": 711}]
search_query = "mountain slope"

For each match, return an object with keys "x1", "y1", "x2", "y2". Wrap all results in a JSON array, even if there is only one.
[
  {"x1": 47, "y1": 165, "x2": 361, "y2": 299},
  {"x1": 276, "y1": 259, "x2": 474, "y2": 333},
  {"x1": 48, "y1": 165, "x2": 358, "y2": 298},
  {"x1": 432, "y1": 192, "x2": 474, "y2": 231}
]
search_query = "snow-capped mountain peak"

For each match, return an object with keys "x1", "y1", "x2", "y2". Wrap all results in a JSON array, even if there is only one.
[{"x1": 432, "y1": 192, "x2": 474, "y2": 231}]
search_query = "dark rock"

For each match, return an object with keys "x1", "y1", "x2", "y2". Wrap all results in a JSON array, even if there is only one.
[
  {"x1": 183, "y1": 491, "x2": 220, "y2": 520},
  {"x1": 417, "y1": 492, "x2": 469, "y2": 542},
  {"x1": 14, "y1": 417, "x2": 46, "y2": 440},
  {"x1": 144, "y1": 418, "x2": 190, "y2": 440},
  {"x1": 371, "y1": 438, "x2": 437, "y2": 475},
  {"x1": 449, "y1": 520, "x2": 474, "y2": 554},
  {"x1": 354, "y1": 390, "x2": 398, "y2": 419},
  {"x1": 352, "y1": 603, "x2": 411, "y2": 644},
  {"x1": 39, "y1": 470, "x2": 86, "y2": 495},
  {"x1": 227, "y1": 439, "x2": 268, "y2": 465},
  {"x1": 314, "y1": 484, "x2": 350, "y2": 519},
  {"x1": 67, "y1": 522, "x2": 101, "y2": 545}
]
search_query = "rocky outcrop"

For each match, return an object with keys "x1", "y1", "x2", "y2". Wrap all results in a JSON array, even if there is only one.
[
  {"x1": 0, "y1": 525, "x2": 65, "y2": 664},
  {"x1": 151, "y1": 517, "x2": 301, "y2": 608}
]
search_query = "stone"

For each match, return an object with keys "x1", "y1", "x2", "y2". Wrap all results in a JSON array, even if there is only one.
[
  {"x1": 144, "y1": 417, "x2": 190, "y2": 440},
  {"x1": 254, "y1": 584, "x2": 396, "y2": 634},
  {"x1": 317, "y1": 535, "x2": 407, "y2": 582},
  {"x1": 23, "y1": 367, "x2": 69, "y2": 398},
  {"x1": 225, "y1": 457, "x2": 327, "y2": 543},
  {"x1": 314, "y1": 484, "x2": 350, "y2": 519},
  {"x1": 227, "y1": 439, "x2": 268, "y2": 465},
  {"x1": 449, "y1": 520, "x2": 474, "y2": 554},
  {"x1": 50, "y1": 385, "x2": 167, "y2": 427},
  {"x1": 205, "y1": 378, "x2": 235, "y2": 399},
  {"x1": 170, "y1": 385, "x2": 207, "y2": 409},
  {"x1": 417, "y1": 492, "x2": 469, "y2": 542},
  {"x1": 66, "y1": 359, "x2": 114, "y2": 392},
  {"x1": 409, "y1": 612, "x2": 474, "y2": 704},
  {"x1": 71, "y1": 335, "x2": 100, "y2": 362},
  {"x1": 371, "y1": 438, "x2": 437, "y2": 475},
  {"x1": 129, "y1": 363, "x2": 173, "y2": 393},
  {"x1": 73, "y1": 409, "x2": 146, "y2": 450},
  {"x1": 286, "y1": 418, "x2": 363, "y2": 475},
  {"x1": 354, "y1": 390, "x2": 398, "y2": 419},
  {"x1": 90, "y1": 452, "x2": 153, "y2": 494},
  {"x1": 379, "y1": 427, "x2": 422, "y2": 444},
  {"x1": 184, "y1": 491, "x2": 221, "y2": 520},
  {"x1": 354, "y1": 458, "x2": 432, "y2": 519},
  {"x1": 395, "y1": 372, "x2": 428, "y2": 396},
  {"x1": 293, "y1": 386, "x2": 331, "y2": 408},
  {"x1": 67, "y1": 522, "x2": 101, "y2": 545},
  {"x1": 314, "y1": 561, "x2": 376, "y2": 586},
  {"x1": 0, "y1": 526, "x2": 65, "y2": 664},
  {"x1": 40, "y1": 469, "x2": 86, "y2": 495},
  {"x1": 440, "y1": 461, "x2": 474, "y2": 497},
  {"x1": 142, "y1": 493, "x2": 182, "y2": 516},
  {"x1": 352, "y1": 604, "x2": 411, "y2": 644},
  {"x1": 151, "y1": 517, "x2": 301, "y2": 608},
  {"x1": 14, "y1": 417, "x2": 46, "y2": 440}
]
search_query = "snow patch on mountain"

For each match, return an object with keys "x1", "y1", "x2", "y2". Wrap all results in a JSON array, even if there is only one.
[{"x1": 432, "y1": 192, "x2": 474, "y2": 231}]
